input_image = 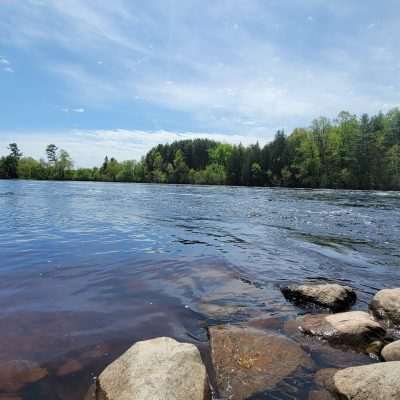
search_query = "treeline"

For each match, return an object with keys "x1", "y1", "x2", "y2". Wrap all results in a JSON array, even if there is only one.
[{"x1": 1, "y1": 109, "x2": 399, "y2": 189}]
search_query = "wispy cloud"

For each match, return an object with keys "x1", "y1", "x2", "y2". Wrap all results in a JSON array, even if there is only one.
[
  {"x1": 61, "y1": 107, "x2": 85, "y2": 113},
  {"x1": 0, "y1": 0, "x2": 400, "y2": 165},
  {"x1": 0, "y1": 128, "x2": 265, "y2": 168}
]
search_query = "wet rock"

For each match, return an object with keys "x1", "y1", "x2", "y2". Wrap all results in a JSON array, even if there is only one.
[
  {"x1": 314, "y1": 368, "x2": 338, "y2": 390},
  {"x1": 369, "y1": 288, "x2": 400, "y2": 328},
  {"x1": 281, "y1": 283, "x2": 356, "y2": 311},
  {"x1": 97, "y1": 337, "x2": 210, "y2": 400},
  {"x1": 208, "y1": 324, "x2": 312, "y2": 400},
  {"x1": 381, "y1": 340, "x2": 400, "y2": 361},
  {"x1": 0, "y1": 396, "x2": 22, "y2": 400},
  {"x1": 0, "y1": 360, "x2": 48, "y2": 392},
  {"x1": 297, "y1": 311, "x2": 385, "y2": 350},
  {"x1": 56, "y1": 359, "x2": 83, "y2": 377},
  {"x1": 197, "y1": 302, "x2": 249, "y2": 319},
  {"x1": 331, "y1": 362, "x2": 400, "y2": 399},
  {"x1": 308, "y1": 389, "x2": 335, "y2": 400}
]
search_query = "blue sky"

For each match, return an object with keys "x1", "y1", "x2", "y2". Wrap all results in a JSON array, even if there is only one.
[{"x1": 0, "y1": 0, "x2": 399, "y2": 167}]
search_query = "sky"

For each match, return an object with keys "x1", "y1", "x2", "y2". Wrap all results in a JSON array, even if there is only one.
[{"x1": 0, "y1": 0, "x2": 399, "y2": 167}]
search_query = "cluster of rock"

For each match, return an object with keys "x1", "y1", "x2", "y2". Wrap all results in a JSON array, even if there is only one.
[
  {"x1": 281, "y1": 283, "x2": 400, "y2": 399},
  {"x1": 83, "y1": 284, "x2": 400, "y2": 400},
  {"x1": 0, "y1": 281, "x2": 375, "y2": 399}
]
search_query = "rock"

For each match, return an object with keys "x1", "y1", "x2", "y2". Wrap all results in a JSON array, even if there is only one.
[
  {"x1": 56, "y1": 359, "x2": 83, "y2": 377},
  {"x1": 281, "y1": 283, "x2": 356, "y2": 311},
  {"x1": 97, "y1": 337, "x2": 210, "y2": 400},
  {"x1": 297, "y1": 311, "x2": 385, "y2": 350},
  {"x1": 314, "y1": 368, "x2": 338, "y2": 390},
  {"x1": 0, "y1": 360, "x2": 48, "y2": 392},
  {"x1": 382, "y1": 340, "x2": 400, "y2": 361},
  {"x1": 369, "y1": 288, "x2": 400, "y2": 327},
  {"x1": 0, "y1": 396, "x2": 22, "y2": 400},
  {"x1": 308, "y1": 390, "x2": 335, "y2": 400},
  {"x1": 331, "y1": 362, "x2": 400, "y2": 399},
  {"x1": 209, "y1": 324, "x2": 312, "y2": 400}
]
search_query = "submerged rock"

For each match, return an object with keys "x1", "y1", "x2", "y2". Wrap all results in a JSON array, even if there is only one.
[
  {"x1": 323, "y1": 362, "x2": 400, "y2": 399},
  {"x1": 209, "y1": 324, "x2": 312, "y2": 400},
  {"x1": 369, "y1": 288, "x2": 400, "y2": 328},
  {"x1": 281, "y1": 283, "x2": 356, "y2": 311},
  {"x1": 297, "y1": 311, "x2": 385, "y2": 350},
  {"x1": 0, "y1": 360, "x2": 47, "y2": 393},
  {"x1": 56, "y1": 359, "x2": 83, "y2": 377},
  {"x1": 97, "y1": 337, "x2": 210, "y2": 400},
  {"x1": 381, "y1": 340, "x2": 400, "y2": 361}
]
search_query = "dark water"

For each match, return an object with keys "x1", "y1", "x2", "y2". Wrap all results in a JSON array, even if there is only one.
[{"x1": 0, "y1": 180, "x2": 399, "y2": 399}]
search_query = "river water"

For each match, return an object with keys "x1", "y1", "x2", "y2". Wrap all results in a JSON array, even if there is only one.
[{"x1": 0, "y1": 180, "x2": 399, "y2": 399}]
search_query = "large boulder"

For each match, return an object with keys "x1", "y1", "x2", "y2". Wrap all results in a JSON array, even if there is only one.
[
  {"x1": 281, "y1": 283, "x2": 356, "y2": 311},
  {"x1": 322, "y1": 362, "x2": 400, "y2": 399},
  {"x1": 97, "y1": 337, "x2": 210, "y2": 400},
  {"x1": 209, "y1": 324, "x2": 312, "y2": 400},
  {"x1": 381, "y1": 340, "x2": 400, "y2": 361},
  {"x1": 369, "y1": 288, "x2": 400, "y2": 327},
  {"x1": 297, "y1": 311, "x2": 385, "y2": 351}
]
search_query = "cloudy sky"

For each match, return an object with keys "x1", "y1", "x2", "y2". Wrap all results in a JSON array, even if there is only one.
[{"x1": 0, "y1": 0, "x2": 399, "y2": 167}]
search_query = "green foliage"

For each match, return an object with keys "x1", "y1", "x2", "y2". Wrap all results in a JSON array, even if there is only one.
[{"x1": 1, "y1": 109, "x2": 400, "y2": 189}]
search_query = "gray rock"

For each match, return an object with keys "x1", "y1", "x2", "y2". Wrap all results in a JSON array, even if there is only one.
[
  {"x1": 209, "y1": 324, "x2": 312, "y2": 400},
  {"x1": 369, "y1": 288, "x2": 400, "y2": 328},
  {"x1": 381, "y1": 340, "x2": 400, "y2": 361},
  {"x1": 297, "y1": 311, "x2": 386, "y2": 350},
  {"x1": 97, "y1": 337, "x2": 210, "y2": 400},
  {"x1": 332, "y1": 362, "x2": 400, "y2": 399},
  {"x1": 281, "y1": 283, "x2": 356, "y2": 311}
]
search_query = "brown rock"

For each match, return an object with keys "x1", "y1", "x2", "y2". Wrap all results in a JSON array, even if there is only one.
[
  {"x1": 56, "y1": 359, "x2": 83, "y2": 377},
  {"x1": 370, "y1": 288, "x2": 400, "y2": 328},
  {"x1": 281, "y1": 283, "x2": 356, "y2": 311},
  {"x1": 0, "y1": 360, "x2": 47, "y2": 392},
  {"x1": 314, "y1": 368, "x2": 338, "y2": 390},
  {"x1": 308, "y1": 390, "x2": 335, "y2": 400},
  {"x1": 209, "y1": 325, "x2": 312, "y2": 400},
  {"x1": 0, "y1": 396, "x2": 22, "y2": 400}
]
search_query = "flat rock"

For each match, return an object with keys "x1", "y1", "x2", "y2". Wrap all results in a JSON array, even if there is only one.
[
  {"x1": 0, "y1": 360, "x2": 48, "y2": 392},
  {"x1": 209, "y1": 324, "x2": 312, "y2": 400},
  {"x1": 297, "y1": 311, "x2": 385, "y2": 350},
  {"x1": 332, "y1": 362, "x2": 400, "y2": 399},
  {"x1": 281, "y1": 283, "x2": 356, "y2": 311},
  {"x1": 97, "y1": 337, "x2": 210, "y2": 400},
  {"x1": 56, "y1": 359, "x2": 83, "y2": 377},
  {"x1": 369, "y1": 288, "x2": 400, "y2": 328},
  {"x1": 381, "y1": 340, "x2": 400, "y2": 361}
]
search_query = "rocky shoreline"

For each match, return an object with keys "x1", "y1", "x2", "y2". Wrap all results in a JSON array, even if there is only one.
[{"x1": 2, "y1": 283, "x2": 400, "y2": 399}]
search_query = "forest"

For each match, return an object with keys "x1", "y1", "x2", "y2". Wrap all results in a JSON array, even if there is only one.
[{"x1": 1, "y1": 109, "x2": 400, "y2": 190}]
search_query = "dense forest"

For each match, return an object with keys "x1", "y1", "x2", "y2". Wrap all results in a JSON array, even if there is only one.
[{"x1": 1, "y1": 109, "x2": 400, "y2": 190}]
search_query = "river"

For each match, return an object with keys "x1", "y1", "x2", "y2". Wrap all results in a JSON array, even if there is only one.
[{"x1": 0, "y1": 180, "x2": 399, "y2": 399}]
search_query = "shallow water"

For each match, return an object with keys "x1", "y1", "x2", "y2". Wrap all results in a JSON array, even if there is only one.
[{"x1": 0, "y1": 180, "x2": 399, "y2": 399}]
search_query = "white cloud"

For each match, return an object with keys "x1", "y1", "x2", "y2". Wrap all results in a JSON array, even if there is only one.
[
  {"x1": 3, "y1": 67, "x2": 14, "y2": 73},
  {"x1": 0, "y1": 129, "x2": 268, "y2": 168},
  {"x1": 1, "y1": 1, "x2": 400, "y2": 135},
  {"x1": 61, "y1": 107, "x2": 85, "y2": 113},
  {"x1": 0, "y1": 56, "x2": 10, "y2": 65}
]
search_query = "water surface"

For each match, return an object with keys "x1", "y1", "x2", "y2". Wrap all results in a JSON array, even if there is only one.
[{"x1": 1, "y1": 181, "x2": 399, "y2": 399}]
